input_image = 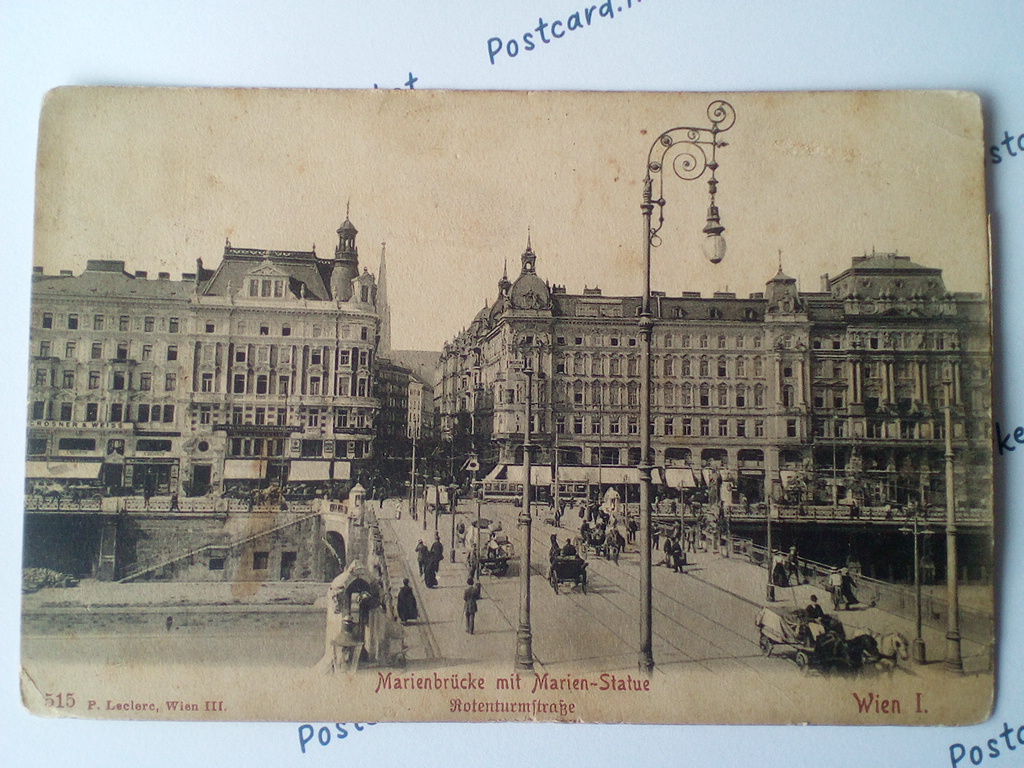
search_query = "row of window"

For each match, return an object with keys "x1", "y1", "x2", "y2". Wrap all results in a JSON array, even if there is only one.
[
  {"x1": 228, "y1": 437, "x2": 367, "y2": 459},
  {"x1": 196, "y1": 405, "x2": 372, "y2": 429},
  {"x1": 30, "y1": 400, "x2": 175, "y2": 424},
  {"x1": 554, "y1": 414, "x2": 774, "y2": 439},
  {"x1": 227, "y1": 346, "x2": 369, "y2": 367},
  {"x1": 34, "y1": 368, "x2": 178, "y2": 392},
  {"x1": 40, "y1": 313, "x2": 181, "y2": 333},
  {"x1": 37, "y1": 340, "x2": 180, "y2": 362},
  {"x1": 553, "y1": 381, "x2": 773, "y2": 409},
  {"x1": 217, "y1": 371, "x2": 370, "y2": 397},
  {"x1": 553, "y1": 332, "x2": 768, "y2": 350},
  {"x1": 39, "y1": 313, "x2": 375, "y2": 341}
]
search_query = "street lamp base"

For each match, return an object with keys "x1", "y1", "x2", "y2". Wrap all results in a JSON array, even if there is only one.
[
  {"x1": 912, "y1": 638, "x2": 926, "y2": 665},
  {"x1": 638, "y1": 651, "x2": 654, "y2": 677},
  {"x1": 515, "y1": 630, "x2": 534, "y2": 671}
]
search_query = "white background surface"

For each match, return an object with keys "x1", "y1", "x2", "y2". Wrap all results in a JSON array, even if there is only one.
[{"x1": 2, "y1": 2, "x2": 1022, "y2": 765}]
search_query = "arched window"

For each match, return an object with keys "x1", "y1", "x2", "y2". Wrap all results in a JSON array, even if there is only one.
[
  {"x1": 699, "y1": 383, "x2": 710, "y2": 407},
  {"x1": 717, "y1": 356, "x2": 728, "y2": 377},
  {"x1": 609, "y1": 381, "x2": 622, "y2": 406},
  {"x1": 754, "y1": 384, "x2": 765, "y2": 408},
  {"x1": 699, "y1": 356, "x2": 710, "y2": 377},
  {"x1": 700, "y1": 334, "x2": 709, "y2": 349},
  {"x1": 736, "y1": 384, "x2": 746, "y2": 408},
  {"x1": 754, "y1": 356, "x2": 764, "y2": 377},
  {"x1": 664, "y1": 384, "x2": 675, "y2": 407},
  {"x1": 782, "y1": 385, "x2": 794, "y2": 408},
  {"x1": 681, "y1": 383, "x2": 693, "y2": 406},
  {"x1": 664, "y1": 356, "x2": 674, "y2": 377},
  {"x1": 681, "y1": 356, "x2": 691, "y2": 377},
  {"x1": 717, "y1": 333, "x2": 727, "y2": 347},
  {"x1": 591, "y1": 356, "x2": 603, "y2": 377},
  {"x1": 718, "y1": 383, "x2": 729, "y2": 407},
  {"x1": 736, "y1": 356, "x2": 746, "y2": 377}
]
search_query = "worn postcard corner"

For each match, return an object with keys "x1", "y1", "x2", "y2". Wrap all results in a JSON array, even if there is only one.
[{"x1": 21, "y1": 87, "x2": 994, "y2": 725}]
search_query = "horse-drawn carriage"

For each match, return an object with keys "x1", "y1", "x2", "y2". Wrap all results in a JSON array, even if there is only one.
[
  {"x1": 755, "y1": 606, "x2": 909, "y2": 675},
  {"x1": 581, "y1": 527, "x2": 624, "y2": 563},
  {"x1": 477, "y1": 532, "x2": 513, "y2": 577},
  {"x1": 548, "y1": 556, "x2": 588, "y2": 594}
]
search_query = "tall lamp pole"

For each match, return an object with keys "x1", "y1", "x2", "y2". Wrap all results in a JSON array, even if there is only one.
[
  {"x1": 899, "y1": 509, "x2": 930, "y2": 664},
  {"x1": 944, "y1": 378, "x2": 963, "y2": 671},
  {"x1": 515, "y1": 351, "x2": 535, "y2": 670},
  {"x1": 638, "y1": 100, "x2": 735, "y2": 674}
]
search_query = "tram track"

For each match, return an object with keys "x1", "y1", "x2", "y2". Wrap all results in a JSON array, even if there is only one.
[{"x1": 520, "y1": 513, "x2": 771, "y2": 676}]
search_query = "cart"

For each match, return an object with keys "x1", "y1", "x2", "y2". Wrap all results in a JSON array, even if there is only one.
[
  {"x1": 477, "y1": 533, "x2": 513, "y2": 577},
  {"x1": 548, "y1": 556, "x2": 588, "y2": 594},
  {"x1": 755, "y1": 606, "x2": 858, "y2": 673}
]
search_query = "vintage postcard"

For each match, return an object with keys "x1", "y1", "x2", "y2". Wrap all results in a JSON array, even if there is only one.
[{"x1": 20, "y1": 88, "x2": 994, "y2": 724}]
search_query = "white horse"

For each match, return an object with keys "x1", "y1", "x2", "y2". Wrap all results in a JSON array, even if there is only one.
[{"x1": 847, "y1": 628, "x2": 911, "y2": 675}]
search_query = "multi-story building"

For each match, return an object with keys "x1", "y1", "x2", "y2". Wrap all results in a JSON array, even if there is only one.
[
  {"x1": 24, "y1": 214, "x2": 383, "y2": 580},
  {"x1": 438, "y1": 242, "x2": 993, "y2": 576}
]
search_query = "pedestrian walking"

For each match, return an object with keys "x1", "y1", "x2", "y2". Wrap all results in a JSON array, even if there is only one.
[
  {"x1": 397, "y1": 578, "x2": 418, "y2": 625},
  {"x1": 430, "y1": 533, "x2": 444, "y2": 566},
  {"x1": 415, "y1": 540, "x2": 428, "y2": 577},
  {"x1": 464, "y1": 577, "x2": 481, "y2": 634}
]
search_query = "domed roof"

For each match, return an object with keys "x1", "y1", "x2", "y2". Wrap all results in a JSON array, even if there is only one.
[
  {"x1": 508, "y1": 237, "x2": 551, "y2": 311},
  {"x1": 337, "y1": 217, "x2": 357, "y2": 236},
  {"x1": 509, "y1": 271, "x2": 551, "y2": 310},
  {"x1": 468, "y1": 303, "x2": 491, "y2": 337}
]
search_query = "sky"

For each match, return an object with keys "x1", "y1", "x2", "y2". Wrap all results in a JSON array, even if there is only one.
[{"x1": 34, "y1": 88, "x2": 989, "y2": 351}]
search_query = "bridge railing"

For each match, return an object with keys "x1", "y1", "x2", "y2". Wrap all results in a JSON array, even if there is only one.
[{"x1": 730, "y1": 536, "x2": 994, "y2": 650}]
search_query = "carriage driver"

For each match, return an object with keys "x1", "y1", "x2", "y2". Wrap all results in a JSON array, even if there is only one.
[{"x1": 561, "y1": 538, "x2": 578, "y2": 558}]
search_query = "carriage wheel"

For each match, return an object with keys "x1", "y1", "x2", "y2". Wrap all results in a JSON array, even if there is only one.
[
  {"x1": 795, "y1": 650, "x2": 810, "y2": 671},
  {"x1": 759, "y1": 635, "x2": 772, "y2": 656}
]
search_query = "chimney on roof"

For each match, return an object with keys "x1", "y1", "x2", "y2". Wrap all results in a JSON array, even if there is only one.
[
  {"x1": 181, "y1": 272, "x2": 196, "y2": 281},
  {"x1": 820, "y1": 273, "x2": 831, "y2": 292},
  {"x1": 135, "y1": 270, "x2": 148, "y2": 279},
  {"x1": 59, "y1": 269, "x2": 73, "y2": 277},
  {"x1": 32, "y1": 266, "x2": 43, "y2": 274},
  {"x1": 158, "y1": 272, "x2": 170, "y2": 280}
]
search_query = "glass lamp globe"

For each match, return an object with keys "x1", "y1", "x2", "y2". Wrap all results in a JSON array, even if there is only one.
[{"x1": 702, "y1": 233, "x2": 727, "y2": 264}]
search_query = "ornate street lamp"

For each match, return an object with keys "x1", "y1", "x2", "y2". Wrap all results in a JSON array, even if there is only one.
[
  {"x1": 515, "y1": 348, "x2": 536, "y2": 670},
  {"x1": 899, "y1": 507, "x2": 933, "y2": 664},
  {"x1": 638, "y1": 100, "x2": 735, "y2": 674},
  {"x1": 943, "y1": 378, "x2": 963, "y2": 671}
]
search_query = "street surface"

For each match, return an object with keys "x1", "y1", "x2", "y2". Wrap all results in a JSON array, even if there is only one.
[
  {"x1": 21, "y1": 500, "x2": 992, "y2": 680},
  {"x1": 379, "y1": 499, "x2": 992, "y2": 678}
]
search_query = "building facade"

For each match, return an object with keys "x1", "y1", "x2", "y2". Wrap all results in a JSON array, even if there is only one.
[
  {"x1": 24, "y1": 215, "x2": 382, "y2": 580},
  {"x1": 437, "y1": 243, "x2": 993, "y2": 570}
]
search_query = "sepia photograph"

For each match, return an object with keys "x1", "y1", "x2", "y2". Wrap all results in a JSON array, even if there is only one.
[{"x1": 20, "y1": 88, "x2": 994, "y2": 724}]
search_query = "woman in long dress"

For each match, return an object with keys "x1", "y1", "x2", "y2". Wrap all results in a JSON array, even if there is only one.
[{"x1": 397, "y1": 578, "x2": 418, "y2": 624}]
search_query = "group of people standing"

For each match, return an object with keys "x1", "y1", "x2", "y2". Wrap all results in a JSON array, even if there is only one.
[{"x1": 415, "y1": 534, "x2": 445, "y2": 588}]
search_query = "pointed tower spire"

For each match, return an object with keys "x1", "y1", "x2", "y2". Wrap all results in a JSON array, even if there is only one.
[
  {"x1": 499, "y1": 258, "x2": 511, "y2": 295},
  {"x1": 332, "y1": 203, "x2": 359, "y2": 301},
  {"x1": 377, "y1": 241, "x2": 392, "y2": 356},
  {"x1": 521, "y1": 229, "x2": 537, "y2": 275}
]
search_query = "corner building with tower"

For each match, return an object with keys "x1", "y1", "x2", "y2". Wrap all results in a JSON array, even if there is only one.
[
  {"x1": 24, "y1": 214, "x2": 383, "y2": 581},
  {"x1": 437, "y1": 242, "x2": 993, "y2": 579}
]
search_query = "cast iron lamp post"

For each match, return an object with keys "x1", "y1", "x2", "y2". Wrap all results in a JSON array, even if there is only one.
[
  {"x1": 515, "y1": 347, "x2": 536, "y2": 671},
  {"x1": 943, "y1": 378, "x2": 963, "y2": 671},
  {"x1": 899, "y1": 506, "x2": 932, "y2": 664},
  {"x1": 638, "y1": 100, "x2": 735, "y2": 674}
]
